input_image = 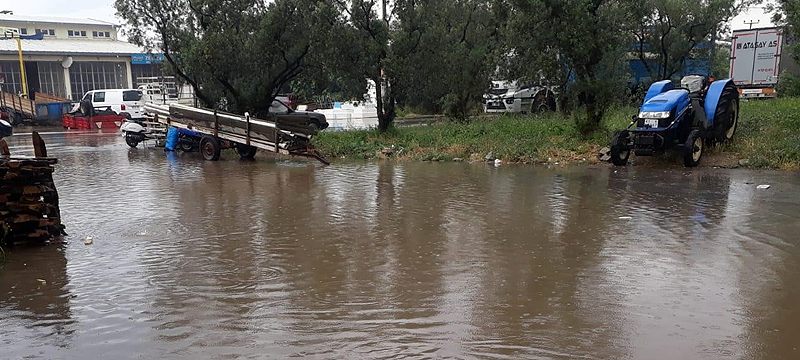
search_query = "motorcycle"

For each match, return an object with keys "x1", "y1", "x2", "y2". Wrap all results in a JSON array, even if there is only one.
[
  {"x1": 121, "y1": 118, "x2": 198, "y2": 151},
  {"x1": 120, "y1": 119, "x2": 153, "y2": 148}
]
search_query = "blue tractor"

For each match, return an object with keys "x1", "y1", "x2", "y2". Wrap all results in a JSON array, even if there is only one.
[{"x1": 611, "y1": 76, "x2": 739, "y2": 167}]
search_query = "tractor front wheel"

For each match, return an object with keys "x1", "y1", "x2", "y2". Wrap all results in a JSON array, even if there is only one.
[
  {"x1": 683, "y1": 130, "x2": 704, "y2": 167},
  {"x1": 610, "y1": 131, "x2": 630, "y2": 166}
]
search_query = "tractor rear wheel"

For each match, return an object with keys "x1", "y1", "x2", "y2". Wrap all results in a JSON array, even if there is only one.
[
  {"x1": 715, "y1": 83, "x2": 739, "y2": 143},
  {"x1": 200, "y1": 136, "x2": 221, "y2": 161},
  {"x1": 610, "y1": 131, "x2": 630, "y2": 166},
  {"x1": 683, "y1": 129, "x2": 704, "y2": 167}
]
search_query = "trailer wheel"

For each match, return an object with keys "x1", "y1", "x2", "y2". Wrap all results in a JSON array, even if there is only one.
[
  {"x1": 610, "y1": 131, "x2": 630, "y2": 166},
  {"x1": 715, "y1": 84, "x2": 739, "y2": 143},
  {"x1": 179, "y1": 139, "x2": 195, "y2": 152},
  {"x1": 683, "y1": 129, "x2": 703, "y2": 167},
  {"x1": 200, "y1": 136, "x2": 221, "y2": 161},
  {"x1": 236, "y1": 144, "x2": 257, "y2": 160},
  {"x1": 11, "y1": 112, "x2": 24, "y2": 126}
]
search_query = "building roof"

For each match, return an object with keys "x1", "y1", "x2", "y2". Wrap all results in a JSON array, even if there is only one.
[
  {"x1": 0, "y1": 39, "x2": 143, "y2": 56},
  {"x1": 0, "y1": 14, "x2": 118, "y2": 27}
]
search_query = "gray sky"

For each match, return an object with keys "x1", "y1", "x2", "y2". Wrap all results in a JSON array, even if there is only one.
[
  {"x1": 4, "y1": 0, "x2": 119, "y2": 24},
  {"x1": 2, "y1": 0, "x2": 780, "y2": 31}
]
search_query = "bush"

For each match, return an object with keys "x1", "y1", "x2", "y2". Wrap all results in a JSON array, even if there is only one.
[
  {"x1": 439, "y1": 93, "x2": 474, "y2": 122},
  {"x1": 777, "y1": 71, "x2": 800, "y2": 97}
]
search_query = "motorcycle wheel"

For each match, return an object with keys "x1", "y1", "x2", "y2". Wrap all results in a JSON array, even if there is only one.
[{"x1": 125, "y1": 134, "x2": 140, "y2": 148}]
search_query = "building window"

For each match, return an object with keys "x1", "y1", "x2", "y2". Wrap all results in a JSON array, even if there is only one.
[
  {"x1": 36, "y1": 29, "x2": 55, "y2": 37},
  {"x1": 81, "y1": 30, "x2": 86, "y2": 37},
  {"x1": 20, "y1": 28, "x2": 27, "y2": 35},
  {"x1": 68, "y1": 62, "x2": 128, "y2": 101},
  {"x1": 37, "y1": 62, "x2": 67, "y2": 98},
  {"x1": 105, "y1": 31, "x2": 110, "y2": 37},
  {"x1": 0, "y1": 61, "x2": 23, "y2": 95},
  {"x1": 92, "y1": 31, "x2": 98, "y2": 37},
  {"x1": 68, "y1": 30, "x2": 87, "y2": 37}
]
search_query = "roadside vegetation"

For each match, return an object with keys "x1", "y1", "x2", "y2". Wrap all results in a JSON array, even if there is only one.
[
  {"x1": 114, "y1": 0, "x2": 795, "y2": 133},
  {"x1": 315, "y1": 98, "x2": 800, "y2": 170}
]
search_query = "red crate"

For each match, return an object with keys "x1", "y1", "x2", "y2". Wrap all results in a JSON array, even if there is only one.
[{"x1": 62, "y1": 114, "x2": 125, "y2": 130}]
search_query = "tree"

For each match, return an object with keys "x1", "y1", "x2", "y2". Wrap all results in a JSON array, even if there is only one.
[
  {"x1": 774, "y1": 0, "x2": 800, "y2": 60},
  {"x1": 508, "y1": 0, "x2": 632, "y2": 133},
  {"x1": 390, "y1": 0, "x2": 506, "y2": 120},
  {"x1": 628, "y1": 0, "x2": 739, "y2": 81},
  {"x1": 330, "y1": 0, "x2": 395, "y2": 132},
  {"x1": 115, "y1": 0, "x2": 342, "y2": 117}
]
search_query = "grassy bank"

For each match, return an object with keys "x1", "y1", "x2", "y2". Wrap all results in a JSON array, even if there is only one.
[{"x1": 314, "y1": 98, "x2": 800, "y2": 169}]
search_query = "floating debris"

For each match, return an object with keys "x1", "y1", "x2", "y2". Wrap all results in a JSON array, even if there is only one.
[
  {"x1": 757, "y1": 185, "x2": 771, "y2": 190},
  {"x1": 84, "y1": 236, "x2": 94, "y2": 245}
]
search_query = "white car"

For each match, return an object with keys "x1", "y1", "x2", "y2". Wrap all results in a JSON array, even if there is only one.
[
  {"x1": 78, "y1": 89, "x2": 145, "y2": 119},
  {"x1": 483, "y1": 80, "x2": 557, "y2": 113}
]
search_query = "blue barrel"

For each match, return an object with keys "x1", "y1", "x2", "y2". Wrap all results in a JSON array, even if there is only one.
[{"x1": 165, "y1": 127, "x2": 180, "y2": 151}]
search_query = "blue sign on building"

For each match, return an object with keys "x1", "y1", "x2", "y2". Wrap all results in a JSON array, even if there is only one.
[{"x1": 131, "y1": 53, "x2": 165, "y2": 65}]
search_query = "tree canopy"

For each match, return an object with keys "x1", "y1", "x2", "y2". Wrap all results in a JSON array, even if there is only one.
[
  {"x1": 115, "y1": 0, "x2": 751, "y2": 132},
  {"x1": 115, "y1": 0, "x2": 343, "y2": 117}
]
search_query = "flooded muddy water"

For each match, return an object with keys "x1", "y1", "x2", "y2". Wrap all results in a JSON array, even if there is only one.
[{"x1": 2, "y1": 130, "x2": 799, "y2": 359}]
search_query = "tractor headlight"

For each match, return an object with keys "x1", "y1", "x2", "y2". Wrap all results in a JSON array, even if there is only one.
[{"x1": 638, "y1": 111, "x2": 671, "y2": 119}]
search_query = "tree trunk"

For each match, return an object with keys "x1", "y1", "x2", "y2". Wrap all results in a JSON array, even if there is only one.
[{"x1": 374, "y1": 75, "x2": 395, "y2": 132}]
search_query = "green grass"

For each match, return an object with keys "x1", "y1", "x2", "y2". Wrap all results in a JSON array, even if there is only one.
[
  {"x1": 727, "y1": 97, "x2": 800, "y2": 170},
  {"x1": 314, "y1": 98, "x2": 800, "y2": 169}
]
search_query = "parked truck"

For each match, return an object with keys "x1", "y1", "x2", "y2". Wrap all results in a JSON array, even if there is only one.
[{"x1": 729, "y1": 27, "x2": 800, "y2": 99}]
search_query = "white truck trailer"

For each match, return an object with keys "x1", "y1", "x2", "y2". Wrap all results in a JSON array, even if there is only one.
[{"x1": 729, "y1": 27, "x2": 799, "y2": 99}]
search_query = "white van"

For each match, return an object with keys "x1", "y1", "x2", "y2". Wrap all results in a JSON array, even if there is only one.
[{"x1": 79, "y1": 89, "x2": 145, "y2": 119}]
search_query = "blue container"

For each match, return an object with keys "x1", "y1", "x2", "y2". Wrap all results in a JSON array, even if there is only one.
[
  {"x1": 46, "y1": 103, "x2": 67, "y2": 122},
  {"x1": 35, "y1": 104, "x2": 49, "y2": 120},
  {"x1": 34, "y1": 102, "x2": 72, "y2": 123}
]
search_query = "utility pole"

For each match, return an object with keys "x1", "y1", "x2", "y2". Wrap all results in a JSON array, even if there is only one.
[
  {"x1": 1, "y1": 28, "x2": 28, "y2": 97},
  {"x1": 744, "y1": 19, "x2": 760, "y2": 29}
]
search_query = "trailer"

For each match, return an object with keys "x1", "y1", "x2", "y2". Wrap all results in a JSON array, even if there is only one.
[
  {"x1": 144, "y1": 103, "x2": 330, "y2": 164},
  {"x1": 0, "y1": 91, "x2": 73, "y2": 125},
  {"x1": 0, "y1": 91, "x2": 35, "y2": 124},
  {"x1": 730, "y1": 27, "x2": 800, "y2": 99}
]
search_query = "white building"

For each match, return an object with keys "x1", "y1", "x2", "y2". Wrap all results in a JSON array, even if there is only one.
[{"x1": 0, "y1": 14, "x2": 162, "y2": 101}]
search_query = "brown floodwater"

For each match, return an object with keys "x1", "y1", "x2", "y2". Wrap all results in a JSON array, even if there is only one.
[{"x1": 1, "y1": 130, "x2": 799, "y2": 359}]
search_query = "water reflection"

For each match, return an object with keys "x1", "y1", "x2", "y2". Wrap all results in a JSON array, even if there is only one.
[
  {"x1": 0, "y1": 243, "x2": 75, "y2": 353},
  {"x1": 1, "y1": 131, "x2": 799, "y2": 359}
]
